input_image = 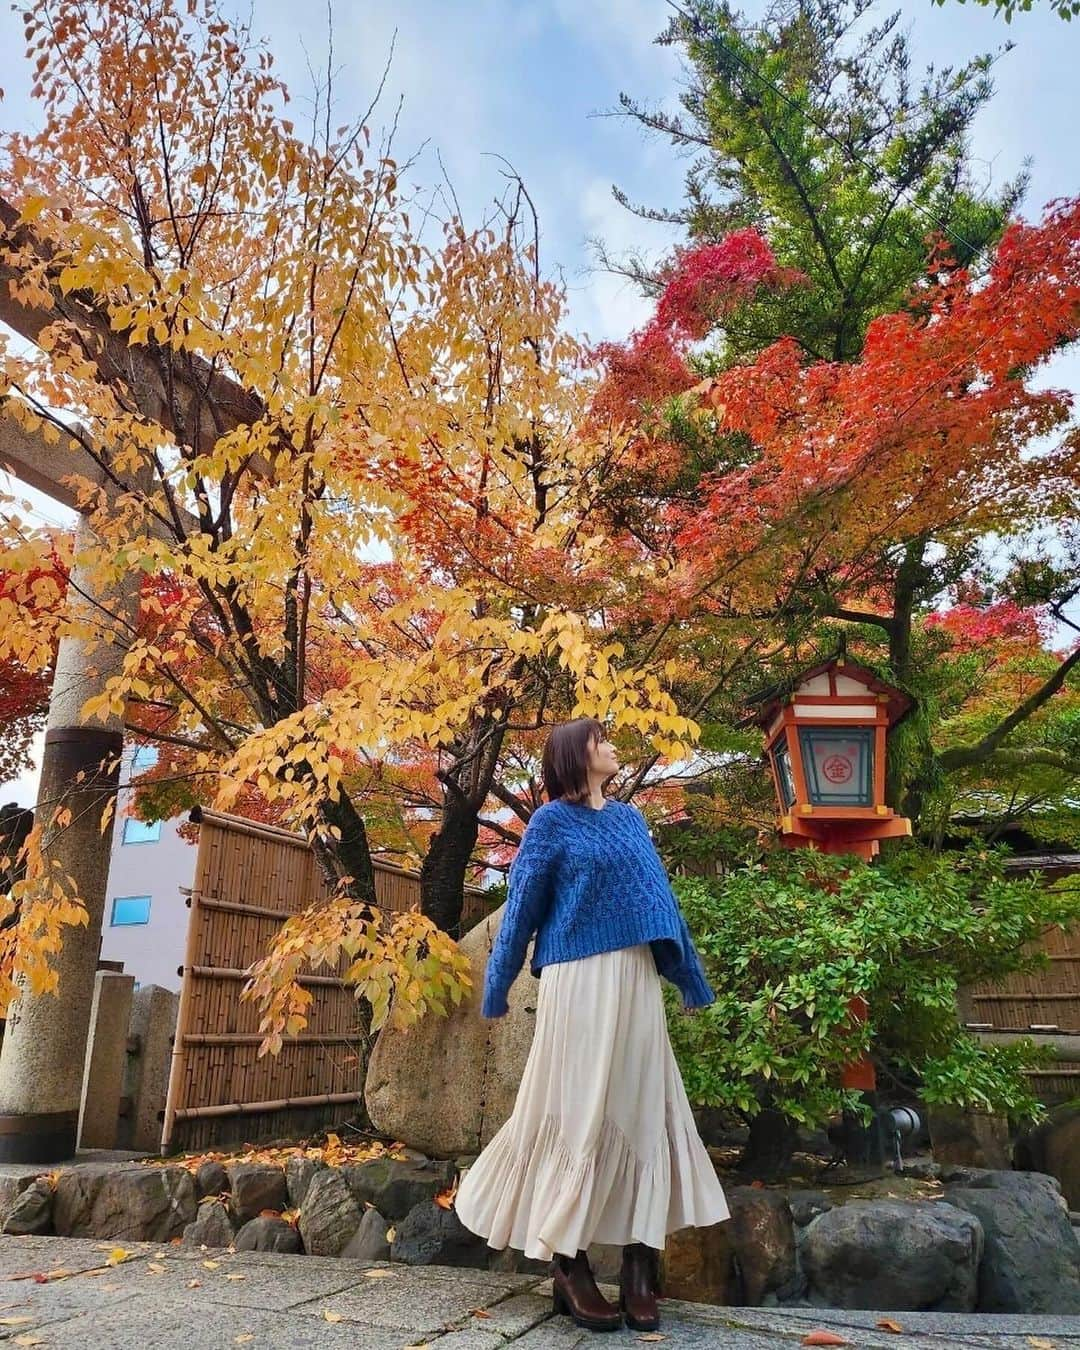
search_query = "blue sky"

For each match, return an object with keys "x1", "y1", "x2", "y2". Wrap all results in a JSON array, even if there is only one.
[
  {"x1": 1, "y1": 0, "x2": 1077, "y2": 342},
  {"x1": 0, "y1": 0, "x2": 1077, "y2": 805}
]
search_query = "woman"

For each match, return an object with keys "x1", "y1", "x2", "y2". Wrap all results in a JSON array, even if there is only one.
[{"x1": 455, "y1": 718, "x2": 729, "y2": 1333}]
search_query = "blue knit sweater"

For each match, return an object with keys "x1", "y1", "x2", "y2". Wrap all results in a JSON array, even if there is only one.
[{"x1": 480, "y1": 797, "x2": 715, "y2": 1018}]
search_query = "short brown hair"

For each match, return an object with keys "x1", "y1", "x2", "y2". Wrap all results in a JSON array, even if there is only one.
[{"x1": 541, "y1": 717, "x2": 606, "y2": 803}]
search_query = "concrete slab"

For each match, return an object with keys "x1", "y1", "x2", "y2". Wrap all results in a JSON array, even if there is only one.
[
  {"x1": 0, "y1": 1237, "x2": 1079, "y2": 1348},
  {"x1": 699, "y1": 1304, "x2": 1080, "y2": 1339},
  {"x1": 0, "y1": 1234, "x2": 126, "y2": 1278},
  {"x1": 292, "y1": 1266, "x2": 528, "y2": 1335},
  {"x1": 56, "y1": 1249, "x2": 361, "y2": 1313},
  {"x1": 2, "y1": 1299, "x2": 406, "y2": 1348},
  {"x1": 460, "y1": 1291, "x2": 552, "y2": 1339}
]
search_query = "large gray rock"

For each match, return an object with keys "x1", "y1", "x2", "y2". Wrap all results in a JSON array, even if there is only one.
[
  {"x1": 727, "y1": 1188, "x2": 797, "y2": 1305},
  {"x1": 3, "y1": 1178, "x2": 54, "y2": 1235},
  {"x1": 234, "y1": 1214, "x2": 303, "y2": 1253},
  {"x1": 226, "y1": 1162, "x2": 288, "y2": 1222},
  {"x1": 941, "y1": 1166, "x2": 1064, "y2": 1203},
  {"x1": 1015, "y1": 1104, "x2": 1080, "y2": 1210},
  {"x1": 285, "y1": 1154, "x2": 325, "y2": 1209},
  {"x1": 787, "y1": 1191, "x2": 833, "y2": 1228},
  {"x1": 928, "y1": 1107, "x2": 1010, "y2": 1169},
  {"x1": 365, "y1": 906, "x2": 538, "y2": 1157},
  {"x1": 660, "y1": 1223, "x2": 738, "y2": 1305},
  {"x1": 0, "y1": 1174, "x2": 38, "y2": 1226},
  {"x1": 195, "y1": 1161, "x2": 228, "y2": 1200},
  {"x1": 344, "y1": 1156, "x2": 456, "y2": 1221},
  {"x1": 947, "y1": 1185, "x2": 1080, "y2": 1313},
  {"x1": 390, "y1": 1200, "x2": 489, "y2": 1268},
  {"x1": 801, "y1": 1201, "x2": 982, "y2": 1311},
  {"x1": 53, "y1": 1164, "x2": 195, "y2": 1241},
  {"x1": 340, "y1": 1206, "x2": 392, "y2": 1260},
  {"x1": 297, "y1": 1167, "x2": 363, "y2": 1256},
  {"x1": 182, "y1": 1199, "x2": 236, "y2": 1248}
]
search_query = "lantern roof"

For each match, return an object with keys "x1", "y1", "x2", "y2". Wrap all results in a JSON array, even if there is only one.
[{"x1": 742, "y1": 649, "x2": 913, "y2": 730}]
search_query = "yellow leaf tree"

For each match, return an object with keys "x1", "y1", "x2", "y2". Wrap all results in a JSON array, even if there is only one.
[{"x1": 0, "y1": 0, "x2": 705, "y2": 1041}]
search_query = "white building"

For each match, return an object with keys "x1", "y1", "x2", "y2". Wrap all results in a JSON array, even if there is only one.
[{"x1": 99, "y1": 746, "x2": 195, "y2": 991}]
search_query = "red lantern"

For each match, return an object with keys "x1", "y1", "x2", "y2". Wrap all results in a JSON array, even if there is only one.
[{"x1": 747, "y1": 653, "x2": 913, "y2": 862}]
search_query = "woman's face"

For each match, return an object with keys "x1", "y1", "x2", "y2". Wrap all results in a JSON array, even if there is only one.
[{"x1": 587, "y1": 732, "x2": 620, "y2": 779}]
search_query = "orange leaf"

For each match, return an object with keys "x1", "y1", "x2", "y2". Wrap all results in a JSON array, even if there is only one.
[
  {"x1": 876, "y1": 1320, "x2": 904, "y2": 1334},
  {"x1": 434, "y1": 1178, "x2": 459, "y2": 1210},
  {"x1": 801, "y1": 1334, "x2": 850, "y2": 1347}
]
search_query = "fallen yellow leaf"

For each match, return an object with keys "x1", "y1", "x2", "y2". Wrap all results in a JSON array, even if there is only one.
[
  {"x1": 385, "y1": 1226, "x2": 396, "y2": 1243},
  {"x1": 638, "y1": 1337, "x2": 666, "y2": 1344},
  {"x1": 187, "y1": 1279, "x2": 202, "y2": 1289},
  {"x1": 234, "y1": 1336, "x2": 254, "y2": 1345},
  {"x1": 147, "y1": 1262, "x2": 166, "y2": 1275},
  {"x1": 107, "y1": 1247, "x2": 132, "y2": 1266},
  {"x1": 0, "y1": 1318, "x2": 33, "y2": 1327},
  {"x1": 201, "y1": 1260, "x2": 220, "y2": 1270},
  {"x1": 1027, "y1": 1340, "x2": 1057, "y2": 1349},
  {"x1": 876, "y1": 1320, "x2": 904, "y2": 1334},
  {"x1": 362, "y1": 1269, "x2": 395, "y2": 1279},
  {"x1": 13, "y1": 1337, "x2": 45, "y2": 1347},
  {"x1": 225, "y1": 1273, "x2": 246, "y2": 1281},
  {"x1": 322, "y1": 1310, "x2": 343, "y2": 1323}
]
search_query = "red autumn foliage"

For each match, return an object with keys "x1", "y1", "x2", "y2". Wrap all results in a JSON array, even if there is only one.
[
  {"x1": 654, "y1": 229, "x2": 795, "y2": 341},
  {"x1": 925, "y1": 599, "x2": 1050, "y2": 649},
  {"x1": 664, "y1": 199, "x2": 1080, "y2": 603},
  {"x1": 593, "y1": 229, "x2": 795, "y2": 423},
  {"x1": 0, "y1": 553, "x2": 67, "y2": 726}
]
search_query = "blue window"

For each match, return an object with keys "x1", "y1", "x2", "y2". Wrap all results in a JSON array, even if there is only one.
[
  {"x1": 131, "y1": 744, "x2": 159, "y2": 773},
  {"x1": 111, "y1": 895, "x2": 151, "y2": 926},
  {"x1": 122, "y1": 816, "x2": 161, "y2": 845}
]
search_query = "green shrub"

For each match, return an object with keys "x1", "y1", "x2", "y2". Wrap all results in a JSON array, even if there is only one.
[{"x1": 666, "y1": 845, "x2": 1080, "y2": 1133}]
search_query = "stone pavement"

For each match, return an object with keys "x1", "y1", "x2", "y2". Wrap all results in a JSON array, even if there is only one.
[{"x1": 0, "y1": 1236, "x2": 1078, "y2": 1349}]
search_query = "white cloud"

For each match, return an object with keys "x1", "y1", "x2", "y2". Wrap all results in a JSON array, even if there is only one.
[{"x1": 571, "y1": 175, "x2": 678, "y2": 341}]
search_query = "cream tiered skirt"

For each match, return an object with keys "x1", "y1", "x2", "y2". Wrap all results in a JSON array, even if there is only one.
[{"x1": 454, "y1": 943, "x2": 729, "y2": 1261}]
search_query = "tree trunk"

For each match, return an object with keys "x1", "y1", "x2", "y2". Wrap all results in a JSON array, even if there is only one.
[
  {"x1": 420, "y1": 791, "x2": 480, "y2": 939},
  {"x1": 884, "y1": 537, "x2": 927, "y2": 818},
  {"x1": 318, "y1": 791, "x2": 377, "y2": 902},
  {"x1": 736, "y1": 1109, "x2": 797, "y2": 1180}
]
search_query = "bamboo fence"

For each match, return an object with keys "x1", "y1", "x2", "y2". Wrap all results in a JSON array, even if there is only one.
[
  {"x1": 968, "y1": 923, "x2": 1080, "y2": 1037},
  {"x1": 161, "y1": 807, "x2": 493, "y2": 1153},
  {"x1": 965, "y1": 861, "x2": 1080, "y2": 1099}
]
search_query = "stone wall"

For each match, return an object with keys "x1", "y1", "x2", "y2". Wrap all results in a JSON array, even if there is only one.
[{"x1": 2, "y1": 1152, "x2": 1078, "y2": 1315}]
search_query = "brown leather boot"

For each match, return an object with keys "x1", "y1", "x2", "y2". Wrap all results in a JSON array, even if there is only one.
[
  {"x1": 620, "y1": 1242, "x2": 661, "y2": 1331},
  {"x1": 551, "y1": 1249, "x2": 622, "y2": 1331}
]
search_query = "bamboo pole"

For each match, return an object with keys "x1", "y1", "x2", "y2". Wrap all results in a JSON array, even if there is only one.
[
  {"x1": 170, "y1": 1089, "x2": 361, "y2": 1121},
  {"x1": 181, "y1": 1033, "x2": 361, "y2": 1046},
  {"x1": 189, "y1": 965, "x2": 349, "y2": 989},
  {"x1": 161, "y1": 884, "x2": 205, "y2": 1151}
]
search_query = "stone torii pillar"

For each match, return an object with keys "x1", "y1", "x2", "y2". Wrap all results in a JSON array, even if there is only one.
[
  {"x1": 0, "y1": 197, "x2": 253, "y2": 1160},
  {"x1": 0, "y1": 411, "x2": 138, "y2": 1160}
]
